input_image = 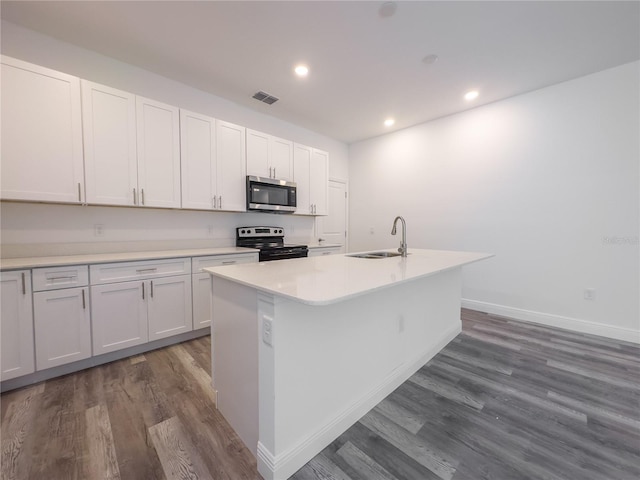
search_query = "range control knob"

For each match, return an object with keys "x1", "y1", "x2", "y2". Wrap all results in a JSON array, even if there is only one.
[{"x1": 240, "y1": 229, "x2": 245, "y2": 234}]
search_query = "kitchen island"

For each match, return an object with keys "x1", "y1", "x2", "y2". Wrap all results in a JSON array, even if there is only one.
[{"x1": 205, "y1": 248, "x2": 492, "y2": 480}]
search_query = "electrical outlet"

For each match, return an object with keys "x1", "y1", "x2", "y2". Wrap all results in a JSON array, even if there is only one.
[
  {"x1": 262, "y1": 315, "x2": 273, "y2": 346},
  {"x1": 94, "y1": 224, "x2": 105, "y2": 237},
  {"x1": 584, "y1": 288, "x2": 596, "y2": 301}
]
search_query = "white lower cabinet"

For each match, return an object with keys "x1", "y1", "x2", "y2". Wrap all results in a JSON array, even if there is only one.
[
  {"x1": 191, "y1": 253, "x2": 259, "y2": 329},
  {"x1": 308, "y1": 246, "x2": 342, "y2": 257},
  {"x1": 33, "y1": 287, "x2": 91, "y2": 369},
  {"x1": 147, "y1": 275, "x2": 192, "y2": 341},
  {"x1": 90, "y1": 258, "x2": 193, "y2": 355},
  {"x1": 1, "y1": 270, "x2": 35, "y2": 381},
  {"x1": 91, "y1": 280, "x2": 148, "y2": 355}
]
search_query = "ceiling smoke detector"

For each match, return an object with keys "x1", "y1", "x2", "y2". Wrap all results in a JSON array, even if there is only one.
[{"x1": 252, "y1": 91, "x2": 279, "y2": 105}]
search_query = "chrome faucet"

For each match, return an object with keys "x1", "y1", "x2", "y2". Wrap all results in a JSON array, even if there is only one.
[{"x1": 391, "y1": 216, "x2": 407, "y2": 257}]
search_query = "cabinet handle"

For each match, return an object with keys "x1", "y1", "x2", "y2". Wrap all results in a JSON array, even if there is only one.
[
  {"x1": 269, "y1": 167, "x2": 273, "y2": 178},
  {"x1": 219, "y1": 196, "x2": 222, "y2": 209},
  {"x1": 222, "y1": 260, "x2": 237, "y2": 265},
  {"x1": 133, "y1": 188, "x2": 137, "y2": 205},
  {"x1": 48, "y1": 275, "x2": 76, "y2": 281},
  {"x1": 142, "y1": 282, "x2": 145, "y2": 300},
  {"x1": 141, "y1": 188, "x2": 145, "y2": 205},
  {"x1": 136, "y1": 268, "x2": 157, "y2": 273},
  {"x1": 21, "y1": 272, "x2": 26, "y2": 295},
  {"x1": 82, "y1": 289, "x2": 86, "y2": 309},
  {"x1": 78, "y1": 183, "x2": 82, "y2": 202},
  {"x1": 212, "y1": 197, "x2": 217, "y2": 209},
  {"x1": 273, "y1": 167, "x2": 276, "y2": 178},
  {"x1": 150, "y1": 280, "x2": 154, "y2": 298}
]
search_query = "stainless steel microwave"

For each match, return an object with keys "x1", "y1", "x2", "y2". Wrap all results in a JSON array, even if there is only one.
[{"x1": 246, "y1": 176, "x2": 297, "y2": 213}]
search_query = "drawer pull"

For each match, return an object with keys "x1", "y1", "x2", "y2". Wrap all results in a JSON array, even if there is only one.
[
  {"x1": 142, "y1": 282, "x2": 145, "y2": 300},
  {"x1": 48, "y1": 275, "x2": 77, "y2": 281},
  {"x1": 21, "y1": 272, "x2": 26, "y2": 295},
  {"x1": 141, "y1": 188, "x2": 145, "y2": 205},
  {"x1": 150, "y1": 280, "x2": 154, "y2": 298},
  {"x1": 222, "y1": 260, "x2": 237, "y2": 265},
  {"x1": 82, "y1": 289, "x2": 86, "y2": 309},
  {"x1": 136, "y1": 268, "x2": 158, "y2": 274},
  {"x1": 78, "y1": 183, "x2": 82, "y2": 202},
  {"x1": 133, "y1": 188, "x2": 137, "y2": 205}
]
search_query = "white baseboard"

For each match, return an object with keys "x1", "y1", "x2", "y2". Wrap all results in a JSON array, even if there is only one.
[
  {"x1": 257, "y1": 323, "x2": 461, "y2": 480},
  {"x1": 462, "y1": 299, "x2": 640, "y2": 344}
]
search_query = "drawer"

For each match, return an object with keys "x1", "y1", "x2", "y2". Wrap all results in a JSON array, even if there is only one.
[
  {"x1": 90, "y1": 258, "x2": 191, "y2": 285},
  {"x1": 192, "y1": 253, "x2": 258, "y2": 273},
  {"x1": 33, "y1": 265, "x2": 88, "y2": 291}
]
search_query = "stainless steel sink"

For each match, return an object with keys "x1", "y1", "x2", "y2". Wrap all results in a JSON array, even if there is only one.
[{"x1": 348, "y1": 251, "x2": 404, "y2": 259}]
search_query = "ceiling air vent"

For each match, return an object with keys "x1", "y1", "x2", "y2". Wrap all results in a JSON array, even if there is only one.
[{"x1": 252, "y1": 91, "x2": 279, "y2": 105}]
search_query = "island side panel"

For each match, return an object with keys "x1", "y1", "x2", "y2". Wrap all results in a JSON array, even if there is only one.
[
  {"x1": 211, "y1": 275, "x2": 259, "y2": 455},
  {"x1": 258, "y1": 267, "x2": 463, "y2": 480}
]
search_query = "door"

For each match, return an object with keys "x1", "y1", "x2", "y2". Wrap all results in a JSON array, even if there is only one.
[
  {"x1": 0, "y1": 270, "x2": 35, "y2": 381},
  {"x1": 147, "y1": 275, "x2": 193, "y2": 341},
  {"x1": 33, "y1": 287, "x2": 91, "y2": 369},
  {"x1": 82, "y1": 80, "x2": 138, "y2": 206},
  {"x1": 180, "y1": 109, "x2": 217, "y2": 210},
  {"x1": 317, "y1": 180, "x2": 348, "y2": 252},
  {"x1": 1, "y1": 56, "x2": 84, "y2": 203},
  {"x1": 91, "y1": 280, "x2": 148, "y2": 355},
  {"x1": 216, "y1": 120, "x2": 246, "y2": 211},
  {"x1": 136, "y1": 96, "x2": 181, "y2": 208}
]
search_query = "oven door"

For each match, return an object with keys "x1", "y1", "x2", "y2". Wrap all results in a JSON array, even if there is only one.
[
  {"x1": 247, "y1": 176, "x2": 297, "y2": 213},
  {"x1": 260, "y1": 247, "x2": 308, "y2": 262}
]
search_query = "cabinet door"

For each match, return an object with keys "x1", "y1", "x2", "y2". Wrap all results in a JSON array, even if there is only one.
[
  {"x1": 310, "y1": 149, "x2": 329, "y2": 215},
  {"x1": 192, "y1": 272, "x2": 212, "y2": 330},
  {"x1": 271, "y1": 136, "x2": 293, "y2": 181},
  {"x1": 180, "y1": 110, "x2": 217, "y2": 210},
  {"x1": 246, "y1": 129, "x2": 271, "y2": 178},
  {"x1": 293, "y1": 143, "x2": 312, "y2": 215},
  {"x1": 91, "y1": 281, "x2": 147, "y2": 355},
  {"x1": 1, "y1": 271, "x2": 35, "y2": 381},
  {"x1": 33, "y1": 287, "x2": 91, "y2": 369},
  {"x1": 147, "y1": 275, "x2": 193, "y2": 341},
  {"x1": 216, "y1": 120, "x2": 246, "y2": 212},
  {"x1": 1, "y1": 56, "x2": 84, "y2": 203},
  {"x1": 136, "y1": 96, "x2": 181, "y2": 208},
  {"x1": 82, "y1": 81, "x2": 138, "y2": 206}
]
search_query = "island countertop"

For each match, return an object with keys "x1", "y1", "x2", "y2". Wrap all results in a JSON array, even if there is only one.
[{"x1": 204, "y1": 248, "x2": 492, "y2": 306}]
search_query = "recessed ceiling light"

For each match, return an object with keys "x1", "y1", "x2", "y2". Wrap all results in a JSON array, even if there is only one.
[
  {"x1": 422, "y1": 54, "x2": 439, "y2": 65},
  {"x1": 379, "y1": 2, "x2": 397, "y2": 18},
  {"x1": 464, "y1": 90, "x2": 479, "y2": 101},
  {"x1": 384, "y1": 118, "x2": 395, "y2": 127},
  {"x1": 294, "y1": 65, "x2": 309, "y2": 77}
]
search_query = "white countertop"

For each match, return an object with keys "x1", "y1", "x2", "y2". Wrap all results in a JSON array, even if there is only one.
[
  {"x1": 307, "y1": 243, "x2": 342, "y2": 249},
  {"x1": 0, "y1": 247, "x2": 259, "y2": 270},
  {"x1": 205, "y1": 248, "x2": 493, "y2": 306}
]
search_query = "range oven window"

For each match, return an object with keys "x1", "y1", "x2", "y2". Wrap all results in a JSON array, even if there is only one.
[{"x1": 246, "y1": 176, "x2": 296, "y2": 212}]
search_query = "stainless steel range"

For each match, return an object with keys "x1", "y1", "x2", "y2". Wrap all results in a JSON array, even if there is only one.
[{"x1": 236, "y1": 226, "x2": 308, "y2": 262}]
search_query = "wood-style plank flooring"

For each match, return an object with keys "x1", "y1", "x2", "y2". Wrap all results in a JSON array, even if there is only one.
[{"x1": 2, "y1": 309, "x2": 639, "y2": 479}]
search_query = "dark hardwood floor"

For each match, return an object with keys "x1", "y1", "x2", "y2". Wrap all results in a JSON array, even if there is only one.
[{"x1": 2, "y1": 309, "x2": 639, "y2": 480}]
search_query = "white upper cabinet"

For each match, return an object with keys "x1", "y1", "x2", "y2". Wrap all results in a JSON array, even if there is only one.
[
  {"x1": 136, "y1": 96, "x2": 181, "y2": 208},
  {"x1": 1, "y1": 56, "x2": 84, "y2": 203},
  {"x1": 216, "y1": 120, "x2": 247, "y2": 212},
  {"x1": 293, "y1": 143, "x2": 312, "y2": 214},
  {"x1": 82, "y1": 80, "x2": 138, "y2": 206},
  {"x1": 246, "y1": 129, "x2": 293, "y2": 181},
  {"x1": 310, "y1": 148, "x2": 329, "y2": 216},
  {"x1": 293, "y1": 144, "x2": 328, "y2": 215},
  {"x1": 180, "y1": 110, "x2": 217, "y2": 210}
]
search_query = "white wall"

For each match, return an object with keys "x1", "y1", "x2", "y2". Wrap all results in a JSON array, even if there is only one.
[
  {"x1": 0, "y1": 21, "x2": 349, "y2": 255},
  {"x1": 349, "y1": 61, "x2": 640, "y2": 342}
]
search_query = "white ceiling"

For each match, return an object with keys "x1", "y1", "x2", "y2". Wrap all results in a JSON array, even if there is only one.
[{"x1": 1, "y1": 1, "x2": 638, "y2": 144}]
